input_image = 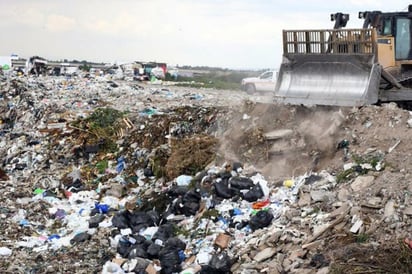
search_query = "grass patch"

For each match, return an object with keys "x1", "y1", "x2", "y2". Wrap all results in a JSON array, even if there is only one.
[
  {"x1": 86, "y1": 108, "x2": 124, "y2": 128},
  {"x1": 336, "y1": 152, "x2": 385, "y2": 183},
  {"x1": 70, "y1": 107, "x2": 126, "y2": 153},
  {"x1": 352, "y1": 153, "x2": 384, "y2": 169},
  {"x1": 173, "y1": 225, "x2": 191, "y2": 237},
  {"x1": 96, "y1": 160, "x2": 109, "y2": 174},
  {"x1": 336, "y1": 169, "x2": 355, "y2": 184},
  {"x1": 356, "y1": 233, "x2": 369, "y2": 243}
]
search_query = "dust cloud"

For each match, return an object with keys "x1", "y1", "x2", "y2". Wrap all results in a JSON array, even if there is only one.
[{"x1": 216, "y1": 99, "x2": 348, "y2": 181}]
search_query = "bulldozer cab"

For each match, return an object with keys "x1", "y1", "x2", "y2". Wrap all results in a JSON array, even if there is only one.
[
  {"x1": 274, "y1": 7, "x2": 412, "y2": 106},
  {"x1": 372, "y1": 10, "x2": 412, "y2": 77}
]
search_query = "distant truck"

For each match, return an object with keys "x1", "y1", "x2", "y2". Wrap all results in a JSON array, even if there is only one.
[
  {"x1": 241, "y1": 70, "x2": 278, "y2": 93},
  {"x1": 25, "y1": 56, "x2": 48, "y2": 76}
]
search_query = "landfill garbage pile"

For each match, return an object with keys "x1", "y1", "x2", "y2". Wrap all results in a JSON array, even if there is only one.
[{"x1": 1, "y1": 74, "x2": 412, "y2": 274}]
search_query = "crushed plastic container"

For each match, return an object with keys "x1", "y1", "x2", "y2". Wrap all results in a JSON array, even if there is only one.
[
  {"x1": 0, "y1": 247, "x2": 12, "y2": 256},
  {"x1": 102, "y1": 261, "x2": 125, "y2": 274},
  {"x1": 176, "y1": 175, "x2": 193, "y2": 186}
]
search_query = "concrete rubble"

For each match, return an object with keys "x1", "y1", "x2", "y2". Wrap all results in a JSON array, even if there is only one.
[{"x1": 1, "y1": 73, "x2": 412, "y2": 273}]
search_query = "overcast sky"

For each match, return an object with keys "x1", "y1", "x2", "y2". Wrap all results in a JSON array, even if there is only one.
[{"x1": 0, "y1": 1, "x2": 410, "y2": 69}]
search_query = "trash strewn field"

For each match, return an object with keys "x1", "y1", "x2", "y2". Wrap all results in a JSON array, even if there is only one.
[{"x1": 1, "y1": 74, "x2": 412, "y2": 274}]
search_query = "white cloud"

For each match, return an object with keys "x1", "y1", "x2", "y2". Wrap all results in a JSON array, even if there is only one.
[
  {"x1": 45, "y1": 14, "x2": 76, "y2": 32},
  {"x1": 0, "y1": 6, "x2": 45, "y2": 28}
]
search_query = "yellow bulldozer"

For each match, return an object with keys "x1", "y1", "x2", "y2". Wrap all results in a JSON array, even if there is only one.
[{"x1": 274, "y1": 6, "x2": 412, "y2": 106}]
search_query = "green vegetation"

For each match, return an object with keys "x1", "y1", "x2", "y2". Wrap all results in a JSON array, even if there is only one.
[
  {"x1": 336, "y1": 152, "x2": 384, "y2": 183},
  {"x1": 352, "y1": 153, "x2": 383, "y2": 169},
  {"x1": 79, "y1": 63, "x2": 91, "y2": 72},
  {"x1": 86, "y1": 108, "x2": 124, "y2": 128},
  {"x1": 173, "y1": 225, "x2": 191, "y2": 237},
  {"x1": 336, "y1": 169, "x2": 352, "y2": 184},
  {"x1": 71, "y1": 107, "x2": 125, "y2": 153},
  {"x1": 96, "y1": 160, "x2": 109, "y2": 174},
  {"x1": 356, "y1": 233, "x2": 369, "y2": 243}
]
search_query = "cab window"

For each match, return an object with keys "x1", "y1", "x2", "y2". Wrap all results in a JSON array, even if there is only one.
[
  {"x1": 260, "y1": 72, "x2": 273, "y2": 79},
  {"x1": 395, "y1": 18, "x2": 411, "y2": 59},
  {"x1": 382, "y1": 18, "x2": 392, "y2": 35}
]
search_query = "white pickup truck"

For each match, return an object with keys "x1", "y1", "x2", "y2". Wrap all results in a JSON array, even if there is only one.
[{"x1": 241, "y1": 70, "x2": 278, "y2": 93}]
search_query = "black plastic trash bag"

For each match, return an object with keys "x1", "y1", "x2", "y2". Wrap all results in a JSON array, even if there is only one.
[
  {"x1": 164, "y1": 237, "x2": 186, "y2": 250},
  {"x1": 232, "y1": 162, "x2": 243, "y2": 172},
  {"x1": 182, "y1": 190, "x2": 201, "y2": 216},
  {"x1": 229, "y1": 176, "x2": 254, "y2": 190},
  {"x1": 182, "y1": 201, "x2": 199, "y2": 216},
  {"x1": 171, "y1": 197, "x2": 185, "y2": 215},
  {"x1": 123, "y1": 257, "x2": 150, "y2": 273},
  {"x1": 128, "y1": 211, "x2": 156, "y2": 232},
  {"x1": 89, "y1": 214, "x2": 105, "y2": 228},
  {"x1": 112, "y1": 211, "x2": 130, "y2": 229},
  {"x1": 172, "y1": 190, "x2": 201, "y2": 216},
  {"x1": 304, "y1": 174, "x2": 322, "y2": 185},
  {"x1": 147, "y1": 243, "x2": 162, "y2": 259},
  {"x1": 117, "y1": 236, "x2": 133, "y2": 257},
  {"x1": 218, "y1": 171, "x2": 232, "y2": 180},
  {"x1": 70, "y1": 232, "x2": 91, "y2": 245},
  {"x1": 128, "y1": 245, "x2": 149, "y2": 259},
  {"x1": 201, "y1": 251, "x2": 232, "y2": 274},
  {"x1": 249, "y1": 210, "x2": 274, "y2": 230},
  {"x1": 113, "y1": 210, "x2": 158, "y2": 233},
  {"x1": 159, "y1": 246, "x2": 182, "y2": 274},
  {"x1": 242, "y1": 183, "x2": 264, "y2": 202},
  {"x1": 132, "y1": 235, "x2": 152, "y2": 249},
  {"x1": 146, "y1": 210, "x2": 161, "y2": 226},
  {"x1": 214, "y1": 180, "x2": 233, "y2": 199},
  {"x1": 168, "y1": 185, "x2": 189, "y2": 198},
  {"x1": 183, "y1": 190, "x2": 201, "y2": 204},
  {"x1": 152, "y1": 223, "x2": 175, "y2": 244}
]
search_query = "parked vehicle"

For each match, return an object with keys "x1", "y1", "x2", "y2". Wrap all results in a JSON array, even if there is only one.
[{"x1": 241, "y1": 70, "x2": 278, "y2": 93}]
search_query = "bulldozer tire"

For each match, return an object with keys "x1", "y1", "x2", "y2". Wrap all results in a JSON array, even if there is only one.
[{"x1": 246, "y1": 84, "x2": 256, "y2": 94}]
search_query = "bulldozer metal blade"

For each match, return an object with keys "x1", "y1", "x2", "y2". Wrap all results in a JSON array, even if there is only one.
[{"x1": 274, "y1": 54, "x2": 381, "y2": 106}]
